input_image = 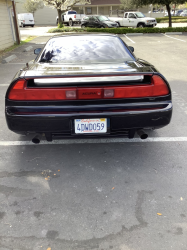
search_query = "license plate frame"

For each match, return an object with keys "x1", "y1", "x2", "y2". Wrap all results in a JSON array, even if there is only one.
[{"x1": 74, "y1": 118, "x2": 107, "y2": 134}]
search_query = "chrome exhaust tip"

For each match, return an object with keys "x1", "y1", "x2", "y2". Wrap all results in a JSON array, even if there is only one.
[
  {"x1": 32, "y1": 134, "x2": 41, "y2": 144},
  {"x1": 137, "y1": 130, "x2": 148, "y2": 140}
]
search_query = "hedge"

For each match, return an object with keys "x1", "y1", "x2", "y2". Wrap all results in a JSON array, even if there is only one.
[
  {"x1": 87, "y1": 27, "x2": 187, "y2": 33},
  {"x1": 160, "y1": 19, "x2": 187, "y2": 23},
  {"x1": 48, "y1": 27, "x2": 85, "y2": 33},
  {"x1": 48, "y1": 27, "x2": 187, "y2": 34},
  {"x1": 156, "y1": 16, "x2": 187, "y2": 23}
]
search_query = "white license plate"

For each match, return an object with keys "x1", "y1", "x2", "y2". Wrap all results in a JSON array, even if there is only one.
[{"x1": 75, "y1": 118, "x2": 107, "y2": 134}]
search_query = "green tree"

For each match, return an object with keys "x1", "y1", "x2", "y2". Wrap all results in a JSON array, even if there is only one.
[
  {"x1": 120, "y1": 0, "x2": 187, "y2": 27},
  {"x1": 24, "y1": 0, "x2": 44, "y2": 16},
  {"x1": 120, "y1": 0, "x2": 136, "y2": 10}
]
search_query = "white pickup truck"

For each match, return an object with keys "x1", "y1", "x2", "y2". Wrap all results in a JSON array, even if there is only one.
[
  {"x1": 110, "y1": 12, "x2": 157, "y2": 28},
  {"x1": 56, "y1": 10, "x2": 85, "y2": 26}
]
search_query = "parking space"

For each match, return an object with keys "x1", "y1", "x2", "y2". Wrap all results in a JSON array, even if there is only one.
[{"x1": 0, "y1": 34, "x2": 187, "y2": 250}]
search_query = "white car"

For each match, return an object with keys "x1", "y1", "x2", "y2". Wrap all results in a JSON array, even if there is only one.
[
  {"x1": 110, "y1": 12, "x2": 157, "y2": 28},
  {"x1": 18, "y1": 13, "x2": 34, "y2": 27},
  {"x1": 180, "y1": 10, "x2": 187, "y2": 16},
  {"x1": 164, "y1": 10, "x2": 175, "y2": 16},
  {"x1": 56, "y1": 10, "x2": 85, "y2": 26}
]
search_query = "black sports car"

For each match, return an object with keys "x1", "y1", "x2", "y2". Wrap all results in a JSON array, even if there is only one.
[
  {"x1": 5, "y1": 34, "x2": 172, "y2": 143},
  {"x1": 81, "y1": 15, "x2": 118, "y2": 28}
]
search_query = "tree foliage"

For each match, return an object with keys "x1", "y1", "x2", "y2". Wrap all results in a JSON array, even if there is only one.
[
  {"x1": 120, "y1": 0, "x2": 136, "y2": 10},
  {"x1": 24, "y1": 0, "x2": 44, "y2": 16},
  {"x1": 120, "y1": 0, "x2": 186, "y2": 27}
]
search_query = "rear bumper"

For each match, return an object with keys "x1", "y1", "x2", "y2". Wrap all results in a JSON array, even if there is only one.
[
  {"x1": 5, "y1": 101, "x2": 172, "y2": 139},
  {"x1": 145, "y1": 23, "x2": 157, "y2": 27}
]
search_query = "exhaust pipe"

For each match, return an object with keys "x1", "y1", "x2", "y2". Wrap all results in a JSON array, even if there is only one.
[
  {"x1": 137, "y1": 130, "x2": 148, "y2": 140},
  {"x1": 32, "y1": 134, "x2": 41, "y2": 144}
]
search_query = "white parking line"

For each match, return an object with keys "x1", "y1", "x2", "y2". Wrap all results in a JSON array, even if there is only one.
[
  {"x1": 163, "y1": 34, "x2": 186, "y2": 42},
  {"x1": 123, "y1": 34, "x2": 135, "y2": 43},
  {"x1": 0, "y1": 84, "x2": 9, "y2": 86},
  {"x1": 3, "y1": 63, "x2": 26, "y2": 65},
  {"x1": 0, "y1": 137, "x2": 187, "y2": 146}
]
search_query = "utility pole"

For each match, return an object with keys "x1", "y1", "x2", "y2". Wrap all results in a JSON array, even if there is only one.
[{"x1": 12, "y1": 0, "x2": 20, "y2": 45}]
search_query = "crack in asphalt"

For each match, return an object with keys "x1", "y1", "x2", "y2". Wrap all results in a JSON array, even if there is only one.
[{"x1": 0, "y1": 190, "x2": 152, "y2": 250}]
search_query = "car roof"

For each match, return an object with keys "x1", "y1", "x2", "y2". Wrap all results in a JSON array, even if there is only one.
[
  {"x1": 86, "y1": 15, "x2": 107, "y2": 17},
  {"x1": 125, "y1": 11, "x2": 141, "y2": 13}
]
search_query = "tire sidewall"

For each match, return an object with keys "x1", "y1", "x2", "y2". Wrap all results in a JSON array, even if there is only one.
[{"x1": 137, "y1": 23, "x2": 145, "y2": 28}]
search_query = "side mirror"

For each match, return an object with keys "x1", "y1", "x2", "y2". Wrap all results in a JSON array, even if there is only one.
[
  {"x1": 34, "y1": 48, "x2": 42, "y2": 55},
  {"x1": 129, "y1": 46, "x2": 134, "y2": 53}
]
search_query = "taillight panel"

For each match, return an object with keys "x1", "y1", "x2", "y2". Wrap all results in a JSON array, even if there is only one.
[{"x1": 8, "y1": 75, "x2": 170, "y2": 101}]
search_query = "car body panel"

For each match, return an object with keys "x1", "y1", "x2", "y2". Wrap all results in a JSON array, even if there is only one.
[
  {"x1": 5, "y1": 34, "x2": 172, "y2": 141},
  {"x1": 81, "y1": 15, "x2": 118, "y2": 28}
]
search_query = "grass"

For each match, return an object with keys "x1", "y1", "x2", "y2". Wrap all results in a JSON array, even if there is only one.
[{"x1": 0, "y1": 36, "x2": 36, "y2": 56}]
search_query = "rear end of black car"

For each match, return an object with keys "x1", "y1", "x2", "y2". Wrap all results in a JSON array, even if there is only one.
[{"x1": 5, "y1": 35, "x2": 172, "y2": 143}]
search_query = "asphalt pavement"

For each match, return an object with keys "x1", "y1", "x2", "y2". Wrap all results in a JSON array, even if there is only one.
[{"x1": 0, "y1": 33, "x2": 187, "y2": 250}]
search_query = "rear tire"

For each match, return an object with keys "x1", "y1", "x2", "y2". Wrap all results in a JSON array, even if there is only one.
[
  {"x1": 81, "y1": 24, "x2": 86, "y2": 29},
  {"x1": 69, "y1": 19, "x2": 73, "y2": 26},
  {"x1": 31, "y1": 25, "x2": 34, "y2": 27},
  {"x1": 116, "y1": 22, "x2": 120, "y2": 27}
]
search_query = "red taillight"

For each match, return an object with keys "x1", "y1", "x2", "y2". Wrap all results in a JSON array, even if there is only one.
[
  {"x1": 74, "y1": 15, "x2": 76, "y2": 18},
  {"x1": 8, "y1": 75, "x2": 169, "y2": 101}
]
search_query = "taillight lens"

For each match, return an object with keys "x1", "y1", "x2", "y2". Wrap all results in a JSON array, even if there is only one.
[
  {"x1": 8, "y1": 75, "x2": 169, "y2": 101},
  {"x1": 74, "y1": 15, "x2": 76, "y2": 18}
]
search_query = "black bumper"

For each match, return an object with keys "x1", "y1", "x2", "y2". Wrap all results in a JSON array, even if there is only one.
[
  {"x1": 6, "y1": 101, "x2": 172, "y2": 140},
  {"x1": 145, "y1": 23, "x2": 157, "y2": 27}
]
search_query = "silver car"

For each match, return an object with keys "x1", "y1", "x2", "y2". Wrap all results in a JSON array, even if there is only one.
[{"x1": 180, "y1": 10, "x2": 187, "y2": 16}]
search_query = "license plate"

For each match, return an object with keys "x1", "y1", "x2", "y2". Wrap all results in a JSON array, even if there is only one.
[{"x1": 75, "y1": 118, "x2": 107, "y2": 134}]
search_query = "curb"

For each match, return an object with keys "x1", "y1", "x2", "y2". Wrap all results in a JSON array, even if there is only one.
[
  {"x1": 2, "y1": 55, "x2": 17, "y2": 64},
  {"x1": 165, "y1": 32, "x2": 183, "y2": 35},
  {"x1": 23, "y1": 46, "x2": 33, "y2": 52},
  {"x1": 126, "y1": 33, "x2": 143, "y2": 36}
]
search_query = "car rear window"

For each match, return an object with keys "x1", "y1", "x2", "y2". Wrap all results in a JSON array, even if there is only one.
[
  {"x1": 68, "y1": 11, "x2": 77, "y2": 14},
  {"x1": 39, "y1": 36, "x2": 135, "y2": 64}
]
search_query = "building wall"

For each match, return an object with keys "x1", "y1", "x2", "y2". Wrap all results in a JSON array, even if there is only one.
[
  {"x1": 0, "y1": 0, "x2": 15, "y2": 50},
  {"x1": 16, "y1": 3, "x2": 57, "y2": 25},
  {"x1": 16, "y1": 0, "x2": 149, "y2": 25}
]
